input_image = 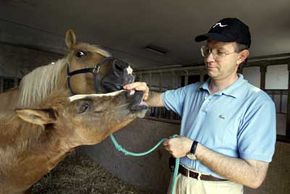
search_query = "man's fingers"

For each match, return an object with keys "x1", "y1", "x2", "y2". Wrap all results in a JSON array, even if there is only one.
[
  {"x1": 143, "y1": 93, "x2": 149, "y2": 101},
  {"x1": 163, "y1": 139, "x2": 172, "y2": 151},
  {"x1": 163, "y1": 139, "x2": 169, "y2": 146},
  {"x1": 124, "y1": 82, "x2": 149, "y2": 101},
  {"x1": 123, "y1": 82, "x2": 148, "y2": 91}
]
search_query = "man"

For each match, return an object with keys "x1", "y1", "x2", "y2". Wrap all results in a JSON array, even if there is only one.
[{"x1": 124, "y1": 18, "x2": 276, "y2": 194}]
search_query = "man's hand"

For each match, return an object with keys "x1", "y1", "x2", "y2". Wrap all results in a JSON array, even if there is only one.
[
  {"x1": 163, "y1": 136, "x2": 193, "y2": 158},
  {"x1": 124, "y1": 82, "x2": 164, "y2": 107},
  {"x1": 123, "y1": 82, "x2": 149, "y2": 100}
]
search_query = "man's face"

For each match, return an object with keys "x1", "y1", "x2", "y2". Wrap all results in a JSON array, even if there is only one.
[{"x1": 203, "y1": 40, "x2": 246, "y2": 80}]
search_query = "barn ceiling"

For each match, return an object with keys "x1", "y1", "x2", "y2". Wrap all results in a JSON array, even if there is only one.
[{"x1": 0, "y1": 0, "x2": 290, "y2": 69}]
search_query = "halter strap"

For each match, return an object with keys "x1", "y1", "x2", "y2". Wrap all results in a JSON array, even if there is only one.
[
  {"x1": 67, "y1": 65, "x2": 100, "y2": 77},
  {"x1": 66, "y1": 57, "x2": 114, "y2": 95}
]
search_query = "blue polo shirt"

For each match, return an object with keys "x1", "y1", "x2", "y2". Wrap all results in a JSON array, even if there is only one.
[{"x1": 162, "y1": 74, "x2": 276, "y2": 178}]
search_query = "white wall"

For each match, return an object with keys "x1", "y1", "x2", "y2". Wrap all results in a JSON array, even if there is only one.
[
  {"x1": 242, "y1": 65, "x2": 289, "y2": 89},
  {"x1": 266, "y1": 64, "x2": 288, "y2": 89},
  {"x1": 243, "y1": 66, "x2": 261, "y2": 88}
]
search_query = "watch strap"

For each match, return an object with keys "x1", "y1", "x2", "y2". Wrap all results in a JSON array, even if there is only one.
[{"x1": 190, "y1": 140, "x2": 198, "y2": 154}]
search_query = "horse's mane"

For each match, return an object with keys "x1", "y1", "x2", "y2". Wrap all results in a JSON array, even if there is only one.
[{"x1": 17, "y1": 58, "x2": 67, "y2": 107}]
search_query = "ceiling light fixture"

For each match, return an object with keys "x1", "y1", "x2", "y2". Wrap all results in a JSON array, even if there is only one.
[{"x1": 144, "y1": 44, "x2": 168, "y2": 55}]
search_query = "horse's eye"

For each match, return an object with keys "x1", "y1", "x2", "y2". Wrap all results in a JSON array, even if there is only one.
[
  {"x1": 76, "y1": 51, "x2": 87, "y2": 58},
  {"x1": 78, "y1": 101, "x2": 91, "y2": 113}
]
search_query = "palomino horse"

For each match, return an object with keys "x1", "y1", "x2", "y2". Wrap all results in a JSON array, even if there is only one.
[
  {"x1": 0, "y1": 30, "x2": 134, "y2": 113},
  {"x1": 0, "y1": 89, "x2": 147, "y2": 194}
]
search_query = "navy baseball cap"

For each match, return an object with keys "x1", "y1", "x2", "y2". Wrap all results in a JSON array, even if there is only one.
[{"x1": 195, "y1": 18, "x2": 251, "y2": 48}]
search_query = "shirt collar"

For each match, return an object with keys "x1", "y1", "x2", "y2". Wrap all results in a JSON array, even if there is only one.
[
  {"x1": 199, "y1": 79, "x2": 211, "y2": 93},
  {"x1": 199, "y1": 74, "x2": 247, "y2": 98}
]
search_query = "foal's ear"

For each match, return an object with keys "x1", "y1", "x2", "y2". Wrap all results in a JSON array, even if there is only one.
[
  {"x1": 16, "y1": 109, "x2": 56, "y2": 126},
  {"x1": 65, "y1": 29, "x2": 77, "y2": 49}
]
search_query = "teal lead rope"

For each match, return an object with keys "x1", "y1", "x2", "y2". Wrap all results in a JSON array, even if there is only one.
[
  {"x1": 110, "y1": 134, "x2": 179, "y2": 194},
  {"x1": 110, "y1": 134, "x2": 167, "y2": 157}
]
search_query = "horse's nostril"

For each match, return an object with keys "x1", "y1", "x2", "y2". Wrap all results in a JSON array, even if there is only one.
[
  {"x1": 114, "y1": 60, "x2": 128, "y2": 71},
  {"x1": 114, "y1": 63, "x2": 123, "y2": 71},
  {"x1": 129, "y1": 75, "x2": 135, "y2": 83}
]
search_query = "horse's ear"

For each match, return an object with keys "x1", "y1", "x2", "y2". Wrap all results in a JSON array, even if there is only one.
[
  {"x1": 16, "y1": 109, "x2": 56, "y2": 126},
  {"x1": 65, "y1": 29, "x2": 77, "y2": 49}
]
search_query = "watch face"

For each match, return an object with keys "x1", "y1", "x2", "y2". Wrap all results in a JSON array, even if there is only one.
[{"x1": 186, "y1": 153, "x2": 197, "y2": 160}]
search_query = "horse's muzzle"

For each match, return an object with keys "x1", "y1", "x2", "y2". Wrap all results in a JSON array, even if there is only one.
[{"x1": 100, "y1": 59, "x2": 135, "y2": 92}]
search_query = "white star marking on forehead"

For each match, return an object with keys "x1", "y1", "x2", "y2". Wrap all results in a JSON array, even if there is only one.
[{"x1": 126, "y1": 66, "x2": 133, "y2": 75}]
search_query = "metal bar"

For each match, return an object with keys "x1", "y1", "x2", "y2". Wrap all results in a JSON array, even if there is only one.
[
  {"x1": 286, "y1": 64, "x2": 290, "y2": 137},
  {"x1": 159, "y1": 72, "x2": 163, "y2": 91},
  {"x1": 260, "y1": 66, "x2": 267, "y2": 90},
  {"x1": 280, "y1": 90, "x2": 283, "y2": 114},
  {"x1": 0, "y1": 77, "x2": 3, "y2": 93},
  {"x1": 184, "y1": 70, "x2": 188, "y2": 86}
]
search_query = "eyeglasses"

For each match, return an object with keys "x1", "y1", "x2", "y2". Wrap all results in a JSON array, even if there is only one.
[{"x1": 200, "y1": 45, "x2": 238, "y2": 59}]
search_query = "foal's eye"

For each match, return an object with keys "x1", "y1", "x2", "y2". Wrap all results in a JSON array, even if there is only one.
[
  {"x1": 76, "y1": 51, "x2": 87, "y2": 58},
  {"x1": 78, "y1": 102, "x2": 91, "y2": 113}
]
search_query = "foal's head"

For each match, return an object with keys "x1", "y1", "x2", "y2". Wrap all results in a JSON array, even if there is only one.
[{"x1": 16, "y1": 90, "x2": 147, "y2": 146}]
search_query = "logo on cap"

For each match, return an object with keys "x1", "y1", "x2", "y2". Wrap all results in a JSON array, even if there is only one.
[{"x1": 212, "y1": 22, "x2": 228, "y2": 28}]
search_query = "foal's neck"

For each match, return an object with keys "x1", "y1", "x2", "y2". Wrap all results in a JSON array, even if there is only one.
[{"x1": 0, "y1": 117, "x2": 75, "y2": 193}]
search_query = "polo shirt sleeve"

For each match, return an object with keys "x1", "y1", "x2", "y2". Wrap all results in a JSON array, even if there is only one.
[
  {"x1": 237, "y1": 96, "x2": 276, "y2": 162},
  {"x1": 161, "y1": 86, "x2": 189, "y2": 116}
]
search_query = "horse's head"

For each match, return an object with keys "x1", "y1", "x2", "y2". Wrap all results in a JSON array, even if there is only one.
[
  {"x1": 16, "y1": 90, "x2": 147, "y2": 145},
  {"x1": 65, "y1": 30, "x2": 134, "y2": 94}
]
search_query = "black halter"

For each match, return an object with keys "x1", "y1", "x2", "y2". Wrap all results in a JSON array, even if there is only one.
[{"x1": 66, "y1": 57, "x2": 112, "y2": 95}]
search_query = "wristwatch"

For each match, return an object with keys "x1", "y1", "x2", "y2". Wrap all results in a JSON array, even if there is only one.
[{"x1": 186, "y1": 140, "x2": 198, "y2": 160}]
